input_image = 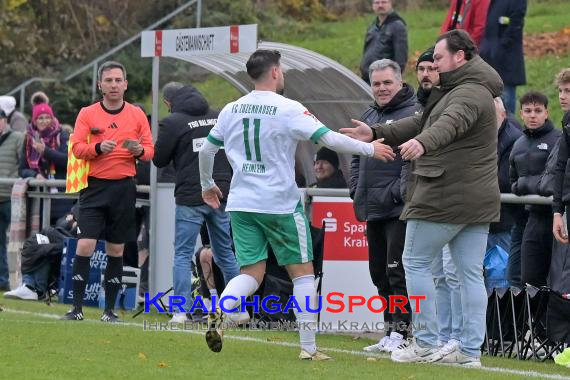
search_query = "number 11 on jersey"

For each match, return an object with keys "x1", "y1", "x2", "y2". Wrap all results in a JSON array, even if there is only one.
[{"x1": 243, "y1": 118, "x2": 262, "y2": 162}]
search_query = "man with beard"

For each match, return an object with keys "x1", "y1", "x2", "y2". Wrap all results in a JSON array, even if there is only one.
[
  {"x1": 352, "y1": 59, "x2": 421, "y2": 353},
  {"x1": 415, "y1": 47, "x2": 439, "y2": 108},
  {"x1": 342, "y1": 30, "x2": 503, "y2": 367},
  {"x1": 415, "y1": 48, "x2": 463, "y2": 355},
  {"x1": 199, "y1": 49, "x2": 396, "y2": 360}
]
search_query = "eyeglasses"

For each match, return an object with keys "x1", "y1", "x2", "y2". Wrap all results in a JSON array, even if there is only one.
[
  {"x1": 417, "y1": 66, "x2": 436, "y2": 73},
  {"x1": 36, "y1": 116, "x2": 52, "y2": 122}
]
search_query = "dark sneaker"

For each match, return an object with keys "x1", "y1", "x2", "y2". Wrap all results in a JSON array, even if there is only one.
[
  {"x1": 60, "y1": 308, "x2": 84, "y2": 321},
  {"x1": 205, "y1": 306, "x2": 224, "y2": 353},
  {"x1": 100, "y1": 310, "x2": 122, "y2": 323}
]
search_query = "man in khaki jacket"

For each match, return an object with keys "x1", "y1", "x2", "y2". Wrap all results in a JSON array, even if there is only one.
[
  {"x1": 342, "y1": 30, "x2": 503, "y2": 367},
  {"x1": 0, "y1": 110, "x2": 24, "y2": 290}
]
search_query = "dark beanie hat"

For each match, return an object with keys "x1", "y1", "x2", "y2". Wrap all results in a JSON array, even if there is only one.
[
  {"x1": 416, "y1": 47, "x2": 435, "y2": 69},
  {"x1": 315, "y1": 147, "x2": 339, "y2": 170}
]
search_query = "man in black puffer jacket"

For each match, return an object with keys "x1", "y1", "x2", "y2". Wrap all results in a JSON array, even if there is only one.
[
  {"x1": 153, "y1": 83, "x2": 240, "y2": 323},
  {"x1": 509, "y1": 91, "x2": 560, "y2": 287},
  {"x1": 360, "y1": 0, "x2": 408, "y2": 84},
  {"x1": 351, "y1": 59, "x2": 421, "y2": 353}
]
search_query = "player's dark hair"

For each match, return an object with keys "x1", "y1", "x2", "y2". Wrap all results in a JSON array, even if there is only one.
[{"x1": 246, "y1": 50, "x2": 281, "y2": 81}]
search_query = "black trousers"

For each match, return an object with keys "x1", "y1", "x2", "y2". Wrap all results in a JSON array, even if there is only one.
[
  {"x1": 507, "y1": 209, "x2": 528, "y2": 289},
  {"x1": 366, "y1": 218, "x2": 410, "y2": 336},
  {"x1": 521, "y1": 211, "x2": 553, "y2": 287}
]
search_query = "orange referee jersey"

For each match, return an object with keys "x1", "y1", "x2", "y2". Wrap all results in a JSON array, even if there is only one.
[{"x1": 71, "y1": 101, "x2": 154, "y2": 180}]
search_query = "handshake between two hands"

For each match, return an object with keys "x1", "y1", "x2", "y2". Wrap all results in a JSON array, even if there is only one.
[
  {"x1": 202, "y1": 119, "x2": 426, "y2": 209},
  {"x1": 339, "y1": 119, "x2": 425, "y2": 161}
]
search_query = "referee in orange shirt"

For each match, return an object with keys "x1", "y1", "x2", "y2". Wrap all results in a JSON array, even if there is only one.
[{"x1": 61, "y1": 61, "x2": 154, "y2": 322}]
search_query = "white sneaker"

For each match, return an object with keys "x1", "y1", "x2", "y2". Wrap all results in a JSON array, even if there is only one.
[
  {"x1": 384, "y1": 332, "x2": 409, "y2": 352},
  {"x1": 4, "y1": 285, "x2": 38, "y2": 301},
  {"x1": 438, "y1": 350, "x2": 481, "y2": 367},
  {"x1": 225, "y1": 310, "x2": 250, "y2": 325},
  {"x1": 169, "y1": 312, "x2": 189, "y2": 323},
  {"x1": 440, "y1": 339, "x2": 460, "y2": 356},
  {"x1": 391, "y1": 339, "x2": 443, "y2": 363},
  {"x1": 363, "y1": 335, "x2": 390, "y2": 352}
]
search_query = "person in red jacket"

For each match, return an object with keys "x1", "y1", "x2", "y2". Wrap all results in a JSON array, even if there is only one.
[
  {"x1": 60, "y1": 61, "x2": 154, "y2": 323},
  {"x1": 441, "y1": 0, "x2": 490, "y2": 47}
]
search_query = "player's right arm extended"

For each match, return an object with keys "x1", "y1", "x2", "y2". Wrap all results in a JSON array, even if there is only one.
[
  {"x1": 199, "y1": 138, "x2": 221, "y2": 191},
  {"x1": 318, "y1": 130, "x2": 374, "y2": 157}
]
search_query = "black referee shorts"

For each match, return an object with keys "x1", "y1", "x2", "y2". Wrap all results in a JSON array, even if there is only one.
[{"x1": 77, "y1": 177, "x2": 137, "y2": 244}]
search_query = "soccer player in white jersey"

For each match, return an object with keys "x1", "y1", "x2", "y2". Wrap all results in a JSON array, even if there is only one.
[{"x1": 199, "y1": 49, "x2": 395, "y2": 360}]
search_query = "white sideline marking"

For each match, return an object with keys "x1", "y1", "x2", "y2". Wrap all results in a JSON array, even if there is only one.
[{"x1": 2, "y1": 308, "x2": 569, "y2": 379}]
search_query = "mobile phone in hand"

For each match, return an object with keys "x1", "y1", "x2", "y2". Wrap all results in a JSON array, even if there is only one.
[{"x1": 122, "y1": 139, "x2": 139, "y2": 149}]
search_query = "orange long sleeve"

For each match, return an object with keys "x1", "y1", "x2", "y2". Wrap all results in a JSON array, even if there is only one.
[{"x1": 71, "y1": 102, "x2": 154, "y2": 179}]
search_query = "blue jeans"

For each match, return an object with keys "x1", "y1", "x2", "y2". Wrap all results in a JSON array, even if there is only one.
[
  {"x1": 173, "y1": 204, "x2": 240, "y2": 312},
  {"x1": 502, "y1": 85, "x2": 517, "y2": 115},
  {"x1": 0, "y1": 201, "x2": 11, "y2": 288},
  {"x1": 431, "y1": 244, "x2": 462, "y2": 343},
  {"x1": 404, "y1": 219, "x2": 489, "y2": 357},
  {"x1": 22, "y1": 264, "x2": 51, "y2": 293}
]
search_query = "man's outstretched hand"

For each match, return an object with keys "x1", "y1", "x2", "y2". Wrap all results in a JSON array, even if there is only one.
[
  {"x1": 202, "y1": 185, "x2": 223, "y2": 209},
  {"x1": 339, "y1": 119, "x2": 374, "y2": 142},
  {"x1": 399, "y1": 139, "x2": 425, "y2": 161},
  {"x1": 372, "y1": 139, "x2": 396, "y2": 162}
]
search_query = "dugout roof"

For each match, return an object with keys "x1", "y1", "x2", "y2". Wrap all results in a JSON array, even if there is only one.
[{"x1": 174, "y1": 41, "x2": 373, "y2": 185}]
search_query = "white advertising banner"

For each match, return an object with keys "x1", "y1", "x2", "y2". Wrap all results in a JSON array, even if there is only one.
[{"x1": 141, "y1": 24, "x2": 258, "y2": 58}]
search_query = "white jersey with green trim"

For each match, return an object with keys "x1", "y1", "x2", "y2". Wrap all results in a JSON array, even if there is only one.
[{"x1": 207, "y1": 90, "x2": 329, "y2": 214}]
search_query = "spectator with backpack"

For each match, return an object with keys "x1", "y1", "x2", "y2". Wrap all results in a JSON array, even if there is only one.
[{"x1": 4, "y1": 207, "x2": 78, "y2": 300}]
